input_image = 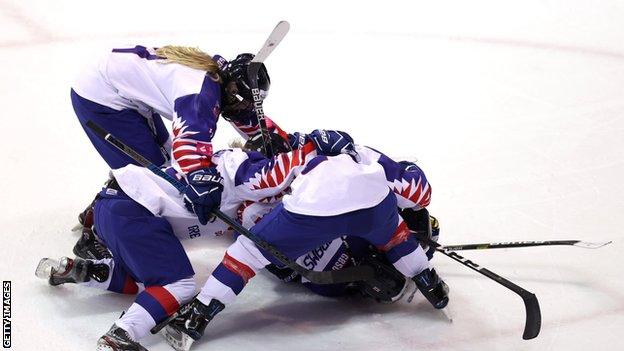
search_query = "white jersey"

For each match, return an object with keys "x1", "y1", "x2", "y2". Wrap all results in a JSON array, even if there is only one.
[
  {"x1": 111, "y1": 144, "x2": 432, "y2": 240},
  {"x1": 72, "y1": 46, "x2": 207, "y2": 119},
  {"x1": 73, "y1": 45, "x2": 225, "y2": 175},
  {"x1": 111, "y1": 147, "x2": 313, "y2": 240},
  {"x1": 282, "y1": 154, "x2": 390, "y2": 216}
]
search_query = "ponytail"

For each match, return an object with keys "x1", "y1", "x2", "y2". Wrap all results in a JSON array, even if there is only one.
[{"x1": 155, "y1": 46, "x2": 221, "y2": 82}]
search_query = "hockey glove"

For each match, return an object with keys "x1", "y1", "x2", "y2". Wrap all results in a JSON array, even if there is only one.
[
  {"x1": 183, "y1": 168, "x2": 224, "y2": 225},
  {"x1": 309, "y1": 129, "x2": 360, "y2": 161}
]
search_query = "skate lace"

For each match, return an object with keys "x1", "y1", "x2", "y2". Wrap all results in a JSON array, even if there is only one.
[{"x1": 93, "y1": 239, "x2": 112, "y2": 259}]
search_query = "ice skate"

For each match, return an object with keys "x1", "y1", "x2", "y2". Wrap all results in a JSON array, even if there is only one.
[
  {"x1": 73, "y1": 227, "x2": 112, "y2": 260},
  {"x1": 96, "y1": 324, "x2": 147, "y2": 351},
  {"x1": 35, "y1": 256, "x2": 91, "y2": 286},
  {"x1": 162, "y1": 298, "x2": 225, "y2": 351},
  {"x1": 71, "y1": 199, "x2": 96, "y2": 233},
  {"x1": 412, "y1": 268, "x2": 449, "y2": 309}
]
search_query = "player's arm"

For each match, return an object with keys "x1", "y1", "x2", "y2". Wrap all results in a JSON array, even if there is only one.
[
  {"x1": 225, "y1": 110, "x2": 290, "y2": 142},
  {"x1": 232, "y1": 142, "x2": 317, "y2": 201},
  {"x1": 369, "y1": 149, "x2": 431, "y2": 210},
  {"x1": 171, "y1": 90, "x2": 219, "y2": 174},
  {"x1": 172, "y1": 84, "x2": 225, "y2": 224}
]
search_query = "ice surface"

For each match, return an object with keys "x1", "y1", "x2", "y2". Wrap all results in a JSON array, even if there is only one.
[{"x1": 1, "y1": 0, "x2": 623, "y2": 350}]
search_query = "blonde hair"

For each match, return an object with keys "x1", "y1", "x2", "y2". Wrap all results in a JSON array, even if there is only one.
[
  {"x1": 155, "y1": 46, "x2": 221, "y2": 81},
  {"x1": 228, "y1": 138, "x2": 245, "y2": 149}
]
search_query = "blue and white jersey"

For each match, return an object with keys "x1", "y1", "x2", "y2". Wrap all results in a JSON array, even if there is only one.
[
  {"x1": 282, "y1": 153, "x2": 390, "y2": 216},
  {"x1": 356, "y1": 146, "x2": 432, "y2": 210},
  {"x1": 111, "y1": 146, "x2": 317, "y2": 240},
  {"x1": 111, "y1": 144, "x2": 432, "y2": 239},
  {"x1": 73, "y1": 45, "x2": 221, "y2": 174}
]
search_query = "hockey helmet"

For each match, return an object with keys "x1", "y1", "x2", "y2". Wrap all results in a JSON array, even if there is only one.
[
  {"x1": 221, "y1": 53, "x2": 271, "y2": 101},
  {"x1": 243, "y1": 132, "x2": 292, "y2": 157}
]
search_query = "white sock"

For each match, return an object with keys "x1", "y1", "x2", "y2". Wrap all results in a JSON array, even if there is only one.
[{"x1": 115, "y1": 303, "x2": 155, "y2": 341}]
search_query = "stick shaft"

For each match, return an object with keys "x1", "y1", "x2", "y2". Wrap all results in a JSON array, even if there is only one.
[{"x1": 442, "y1": 240, "x2": 611, "y2": 251}]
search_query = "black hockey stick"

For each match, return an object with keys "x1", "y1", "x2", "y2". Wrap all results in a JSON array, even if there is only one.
[
  {"x1": 85, "y1": 120, "x2": 374, "y2": 286},
  {"x1": 413, "y1": 231, "x2": 541, "y2": 340},
  {"x1": 442, "y1": 240, "x2": 612, "y2": 251},
  {"x1": 248, "y1": 21, "x2": 290, "y2": 158}
]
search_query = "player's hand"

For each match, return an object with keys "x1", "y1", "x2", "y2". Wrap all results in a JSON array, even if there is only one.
[
  {"x1": 183, "y1": 167, "x2": 224, "y2": 225},
  {"x1": 309, "y1": 129, "x2": 360, "y2": 161}
]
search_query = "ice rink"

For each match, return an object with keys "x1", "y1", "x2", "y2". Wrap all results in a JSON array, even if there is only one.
[{"x1": 1, "y1": 0, "x2": 623, "y2": 350}]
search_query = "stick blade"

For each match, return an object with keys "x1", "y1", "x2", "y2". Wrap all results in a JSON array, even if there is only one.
[
  {"x1": 252, "y1": 20, "x2": 290, "y2": 63},
  {"x1": 573, "y1": 240, "x2": 612, "y2": 249},
  {"x1": 521, "y1": 292, "x2": 541, "y2": 340}
]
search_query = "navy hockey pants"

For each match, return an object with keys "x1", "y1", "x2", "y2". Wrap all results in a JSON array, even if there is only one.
[
  {"x1": 251, "y1": 190, "x2": 401, "y2": 262},
  {"x1": 71, "y1": 89, "x2": 170, "y2": 169},
  {"x1": 93, "y1": 188, "x2": 194, "y2": 286}
]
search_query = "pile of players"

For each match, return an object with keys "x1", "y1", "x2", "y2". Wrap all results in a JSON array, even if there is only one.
[{"x1": 35, "y1": 45, "x2": 449, "y2": 351}]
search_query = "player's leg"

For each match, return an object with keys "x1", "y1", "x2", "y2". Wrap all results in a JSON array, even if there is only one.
[
  {"x1": 160, "y1": 201, "x2": 395, "y2": 348},
  {"x1": 296, "y1": 235, "x2": 411, "y2": 303},
  {"x1": 354, "y1": 193, "x2": 448, "y2": 309},
  {"x1": 162, "y1": 233, "x2": 268, "y2": 349},
  {"x1": 91, "y1": 190, "x2": 196, "y2": 350},
  {"x1": 35, "y1": 254, "x2": 140, "y2": 295},
  {"x1": 296, "y1": 237, "x2": 356, "y2": 297},
  {"x1": 71, "y1": 89, "x2": 170, "y2": 169}
]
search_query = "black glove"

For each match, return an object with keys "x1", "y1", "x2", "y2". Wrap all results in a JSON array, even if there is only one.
[{"x1": 183, "y1": 168, "x2": 224, "y2": 225}]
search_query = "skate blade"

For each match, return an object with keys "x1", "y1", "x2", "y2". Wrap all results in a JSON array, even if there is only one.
[
  {"x1": 96, "y1": 342, "x2": 115, "y2": 351},
  {"x1": 35, "y1": 258, "x2": 60, "y2": 279},
  {"x1": 439, "y1": 303, "x2": 454, "y2": 323},
  {"x1": 161, "y1": 325, "x2": 195, "y2": 351}
]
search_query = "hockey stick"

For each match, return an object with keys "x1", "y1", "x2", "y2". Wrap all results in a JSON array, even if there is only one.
[
  {"x1": 442, "y1": 240, "x2": 612, "y2": 251},
  {"x1": 248, "y1": 20, "x2": 290, "y2": 158},
  {"x1": 413, "y1": 231, "x2": 541, "y2": 340},
  {"x1": 85, "y1": 120, "x2": 374, "y2": 286}
]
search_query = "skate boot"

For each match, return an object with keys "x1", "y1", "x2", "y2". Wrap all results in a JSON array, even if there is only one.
[
  {"x1": 73, "y1": 227, "x2": 112, "y2": 260},
  {"x1": 35, "y1": 257, "x2": 109, "y2": 286},
  {"x1": 71, "y1": 200, "x2": 96, "y2": 232},
  {"x1": 96, "y1": 324, "x2": 147, "y2": 351},
  {"x1": 412, "y1": 268, "x2": 449, "y2": 309},
  {"x1": 162, "y1": 298, "x2": 225, "y2": 351}
]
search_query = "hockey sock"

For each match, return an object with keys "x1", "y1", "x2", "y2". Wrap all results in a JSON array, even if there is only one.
[
  {"x1": 115, "y1": 303, "x2": 154, "y2": 341},
  {"x1": 197, "y1": 236, "x2": 269, "y2": 305},
  {"x1": 120, "y1": 277, "x2": 196, "y2": 340},
  {"x1": 378, "y1": 221, "x2": 430, "y2": 277}
]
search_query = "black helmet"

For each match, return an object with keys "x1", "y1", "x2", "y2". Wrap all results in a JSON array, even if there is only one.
[
  {"x1": 221, "y1": 53, "x2": 270, "y2": 101},
  {"x1": 216, "y1": 53, "x2": 271, "y2": 122},
  {"x1": 244, "y1": 132, "x2": 292, "y2": 156}
]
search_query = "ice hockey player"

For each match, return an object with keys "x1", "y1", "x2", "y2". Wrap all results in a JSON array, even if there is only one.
[
  {"x1": 242, "y1": 131, "x2": 441, "y2": 302},
  {"x1": 160, "y1": 131, "x2": 449, "y2": 351},
  {"x1": 34, "y1": 130, "x2": 346, "y2": 351},
  {"x1": 70, "y1": 45, "x2": 287, "y2": 261},
  {"x1": 36, "y1": 128, "x2": 446, "y2": 350},
  {"x1": 268, "y1": 209, "x2": 441, "y2": 303}
]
